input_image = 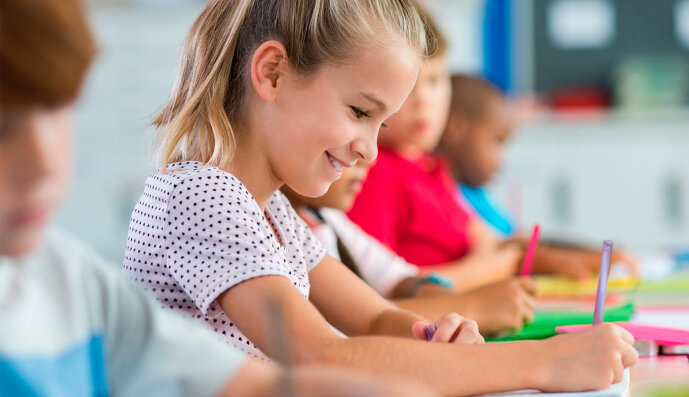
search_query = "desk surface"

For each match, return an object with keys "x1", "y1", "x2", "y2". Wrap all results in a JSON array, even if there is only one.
[{"x1": 631, "y1": 356, "x2": 689, "y2": 395}]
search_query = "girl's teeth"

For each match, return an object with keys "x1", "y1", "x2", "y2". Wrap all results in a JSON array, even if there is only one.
[{"x1": 328, "y1": 154, "x2": 343, "y2": 173}]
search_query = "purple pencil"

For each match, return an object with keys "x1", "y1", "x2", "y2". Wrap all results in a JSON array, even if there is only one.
[
  {"x1": 593, "y1": 240, "x2": 614, "y2": 325},
  {"x1": 425, "y1": 323, "x2": 437, "y2": 341}
]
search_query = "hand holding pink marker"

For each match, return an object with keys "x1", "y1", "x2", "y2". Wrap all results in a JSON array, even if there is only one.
[{"x1": 520, "y1": 224, "x2": 540, "y2": 276}]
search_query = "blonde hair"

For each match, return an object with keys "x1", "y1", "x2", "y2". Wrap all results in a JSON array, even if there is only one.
[
  {"x1": 415, "y1": 2, "x2": 448, "y2": 59},
  {"x1": 153, "y1": 0, "x2": 428, "y2": 171}
]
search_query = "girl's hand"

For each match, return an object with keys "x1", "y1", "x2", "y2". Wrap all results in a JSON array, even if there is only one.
[
  {"x1": 536, "y1": 323, "x2": 638, "y2": 391},
  {"x1": 411, "y1": 313, "x2": 484, "y2": 344}
]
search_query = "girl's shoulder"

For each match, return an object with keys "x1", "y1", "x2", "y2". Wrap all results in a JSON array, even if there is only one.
[
  {"x1": 157, "y1": 161, "x2": 234, "y2": 183},
  {"x1": 148, "y1": 161, "x2": 251, "y2": 199}
]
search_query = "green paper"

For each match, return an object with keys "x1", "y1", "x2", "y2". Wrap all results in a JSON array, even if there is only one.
[{"x1": 486, "y1": 301, "x2": 636, "y2": 342}]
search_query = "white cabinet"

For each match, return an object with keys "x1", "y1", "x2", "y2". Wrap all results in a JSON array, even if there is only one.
[{"x1": 489, "y1": 110, "x2": 689, "y2": 252}]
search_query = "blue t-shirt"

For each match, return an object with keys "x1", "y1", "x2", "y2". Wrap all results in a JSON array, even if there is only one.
[
  {"x1": 459, "y1": 184, "x2": 515, "y2": 237},
  {"x1": 0, "y1": 229, "x2": 246, "y2": 397}
]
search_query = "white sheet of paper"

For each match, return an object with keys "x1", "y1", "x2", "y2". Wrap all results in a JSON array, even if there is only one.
[{"x1": 481, "y1": 368, "x2": 629, "y2": 396}]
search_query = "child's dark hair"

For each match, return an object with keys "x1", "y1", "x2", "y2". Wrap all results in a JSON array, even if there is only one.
[{"x1": 450, "y1": 75, "x2": 503, "y2": 121}]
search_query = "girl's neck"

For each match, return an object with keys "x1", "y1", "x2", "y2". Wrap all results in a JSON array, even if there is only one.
[{"x1": 226, "y1": 136, "x2": 282, "y2": 211}]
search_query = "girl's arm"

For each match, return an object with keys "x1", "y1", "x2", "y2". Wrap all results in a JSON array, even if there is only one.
[
  {"x1": 307, "y1": 254, "x2": 481, "y2": 342},
  {"x1": 217, "y1": 257, "x2": 637, "y2": 396},
  {"x1": 219, "y1": 359, "x2": 439, "y2": 397},
  {"x1": 308, "y1": 254, "x2": 423, "y2": 338}
]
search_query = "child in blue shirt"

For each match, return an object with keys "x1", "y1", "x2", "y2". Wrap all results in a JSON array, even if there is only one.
[{"x1": 437, "y1": 75, "x2": 637, "y2": 279}]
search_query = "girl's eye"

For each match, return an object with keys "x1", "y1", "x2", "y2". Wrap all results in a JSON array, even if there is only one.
[
  {"x1": 350, "y1": 106, "x2": 369, "y2": 119},
  {"x1": 351, "y1": 106, "x2": 385, "y2": 128}
]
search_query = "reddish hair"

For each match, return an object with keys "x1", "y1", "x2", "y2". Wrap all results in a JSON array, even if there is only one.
[{"x1": 0, "y1": 0, "x2": 97, "y2": 107}]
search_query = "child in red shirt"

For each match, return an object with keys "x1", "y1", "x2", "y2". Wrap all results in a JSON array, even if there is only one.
[
  {"x1": 349, "y1": 145, "x2": 473, "y2": 267},
  {"x1": 347, "y1": 11, "x2": 521, "y2": 291},
  {"x1": 347, "y1": 12, "x2": 636, "y2": 289}
]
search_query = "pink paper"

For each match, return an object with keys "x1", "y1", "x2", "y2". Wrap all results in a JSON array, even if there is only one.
[{"x1": 555, "y1": 322, "x2": 689, "y2": 345}]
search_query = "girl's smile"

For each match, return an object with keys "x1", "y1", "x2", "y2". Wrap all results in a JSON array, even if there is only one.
[{"x1": 325, "y1": 151, "x2": 351, "y2": 177}]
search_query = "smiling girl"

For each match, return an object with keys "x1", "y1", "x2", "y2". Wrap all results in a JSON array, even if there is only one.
[{"x1": 123, "y1": 0, "x2": 637, "y2": 395}]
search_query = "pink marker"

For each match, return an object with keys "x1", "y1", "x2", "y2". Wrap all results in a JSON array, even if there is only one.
[{"x1": 520, "y1": 224, "x2": 541, "y2": 276}]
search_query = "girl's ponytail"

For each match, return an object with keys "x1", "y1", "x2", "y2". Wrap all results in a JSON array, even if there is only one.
[{"x1": 154, "y1": 0, "x2": 254, "y2": 170}]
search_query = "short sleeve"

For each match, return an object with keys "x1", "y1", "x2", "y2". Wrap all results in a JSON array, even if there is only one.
[
  {"x1": 165, "y1": 170, "x2": 292, "y2": 314},
  {"x1": 278, "y1": 193, "x2": 327, "y2": 272},
  {"x1": 83, "y1": 250, "x2": 246, "y2": 397}
]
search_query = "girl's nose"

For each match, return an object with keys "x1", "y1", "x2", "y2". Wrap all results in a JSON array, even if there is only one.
[{"x1": 350, "y1": 127, "x2": 378, "y2": 163}]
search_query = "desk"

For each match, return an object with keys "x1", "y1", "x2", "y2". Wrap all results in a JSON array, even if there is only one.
[{"x1": 631, "y1": 356, "x2": 689, "y2": 395}]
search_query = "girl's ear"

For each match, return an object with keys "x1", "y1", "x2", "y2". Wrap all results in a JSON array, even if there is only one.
[{"x1": 250, "y1": 40, "x2": 289, "y2": 102}]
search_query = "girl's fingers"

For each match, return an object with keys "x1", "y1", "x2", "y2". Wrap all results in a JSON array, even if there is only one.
[
  {"x1": 620, "y1": 339, "x2": 639, "y2": 368},
  {"x1": 426, "y1": 314, "x2": 483, "y2": 344},
  {"x1": 452, "y1": 319, "x2": 483, "y2": 344},
  {"x1": 618, "y1": 327, "x2": 635, "y2": 345},
  {"x1": 430, "y1": 317, "x2": 461, "y2": 343},
  {"x1": 411, "y1": 321, "x2": 431, "y2": 341},
  {"x1": 518, "y1": 276, "x2": 538, "y2": 295},
  {"x1": 612, "y1": 364, "x2": 625, "y2": 384}
]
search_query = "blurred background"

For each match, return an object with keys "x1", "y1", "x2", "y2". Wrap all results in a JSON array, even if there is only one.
[{"x1": 64, "y1": 0, "x2": 689, "y2": 270}]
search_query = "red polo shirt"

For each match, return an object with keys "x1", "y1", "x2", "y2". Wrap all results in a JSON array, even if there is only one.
[{"x1": 347, "y1": 145, "x2": 474, "y2": 267}]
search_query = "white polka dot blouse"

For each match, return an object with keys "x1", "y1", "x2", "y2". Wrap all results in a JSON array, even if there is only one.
[{"x1": 122, "y1": 161, "x2": 326, "y2": 358}]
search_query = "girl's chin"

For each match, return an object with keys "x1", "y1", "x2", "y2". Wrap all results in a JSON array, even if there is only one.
[{"x1": 288, "y1": 182, "x2": 332, "y2": 199}]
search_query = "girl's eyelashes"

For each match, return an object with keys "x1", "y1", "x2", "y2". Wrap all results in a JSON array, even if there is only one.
[
  {"x1": 350, "y1": 106, "x2": 386, "y2": 128},
  {"x1": 350, "y1": 106, "x2": 369, "y2": 119}
]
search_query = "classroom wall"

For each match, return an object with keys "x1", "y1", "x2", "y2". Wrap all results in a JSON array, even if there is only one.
[
  {"x1": 425, "y1": 0, "x2": 486, "y2": 74},
  {"x1": 56, "y1": 2, "x2": 205, "y2": 261},
  {"x1": 489, "y1": 110, "x2": 689, "y2": 253}
]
